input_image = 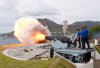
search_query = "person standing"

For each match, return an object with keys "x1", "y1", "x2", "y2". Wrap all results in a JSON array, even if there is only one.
[
  {"x1": 84, "y1": 26, "x2": 90, "y2": 48},
  {"x1": 74, "y1": 28, "x2": 81, "y2": 48},
  {"x1": 81, "y1": 26, "x2": 90, "y2": 49},
  {"x1": 81, "y1": 27, "x2": 85, "y2": 49}
]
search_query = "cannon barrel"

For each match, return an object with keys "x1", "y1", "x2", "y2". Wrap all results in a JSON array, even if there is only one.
[{"x1": 45, "y1": 36, "x2": 72, "y2": 44}]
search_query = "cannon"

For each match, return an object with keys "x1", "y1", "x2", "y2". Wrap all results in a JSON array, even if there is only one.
[
  {"x1": 45, "y1": 36, "x2": 72, "y2": 44},
  {"x1": 45, "y1": 36, "x2": 95, "y2": 63}
]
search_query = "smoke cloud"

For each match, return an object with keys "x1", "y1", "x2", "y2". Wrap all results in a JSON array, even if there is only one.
[
  {"x1": 62, "y1": 20, "x2": 68, "y2": 36},
  {"x1": 14, "y1": 17, "x2": 51, "y2": 44}
]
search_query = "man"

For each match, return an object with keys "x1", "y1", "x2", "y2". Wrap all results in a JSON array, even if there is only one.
[
  {"x1": 81, "y1": 27, "x2": 85, "y2": 49},
  {"x1": 74, "y1": 28, "x2": 81, "y2": 48},
  {"x1": 81, "y1": 26, "x2": 90, "y2": 49},
  {"x1": 84, "y1": 26, "x2": 90, "y2": 48}
]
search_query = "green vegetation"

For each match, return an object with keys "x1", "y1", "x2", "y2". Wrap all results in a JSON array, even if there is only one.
[
  {"x1": 90, "y1": 25, "x2": 100, "y2": 35},
  {"x1": 89, "y1": 25, "x2": 100, "y2": 39},
  {"x1": 0, "y1": 46, "x2": 76, "y2": 68},
  {"x1": 95, "y1": 45, "x2": 100, "y2": 54}
]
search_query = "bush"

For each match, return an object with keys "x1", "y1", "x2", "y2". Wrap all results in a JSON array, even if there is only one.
[{"x1": 90, "y1": 25, "x2": 100, "y2": 39}]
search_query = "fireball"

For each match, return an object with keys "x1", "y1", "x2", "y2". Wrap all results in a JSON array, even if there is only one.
[
  {"x1": 14, "y1": 17, "x2": 51, "y2": 44},
  {"x1": 30, "y1": 31, "x2": 47, "y2": 44}
]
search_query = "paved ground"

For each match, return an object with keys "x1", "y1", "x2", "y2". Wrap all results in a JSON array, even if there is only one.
[
  {"x1": 75, "y1": 59, "x2": 93, "y2": 68},
  {"x1": 3, "y1": 45, "x2": 50, "y2": 60}
]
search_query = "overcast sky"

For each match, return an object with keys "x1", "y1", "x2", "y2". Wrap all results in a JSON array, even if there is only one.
[{"x1": 0, "y1": 0, "x2": 100, "y2": 33}]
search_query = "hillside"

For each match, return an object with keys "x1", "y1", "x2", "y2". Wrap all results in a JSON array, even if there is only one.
[
  {"x1": 68, "y1": 21, "x2": 100, "y2": 33},
  {"x1": 38, "y1": 18, "x2": 62, "y2": 32},
  {"x1": 1, "y1": 19, "x2": 100, "y2": 36}
]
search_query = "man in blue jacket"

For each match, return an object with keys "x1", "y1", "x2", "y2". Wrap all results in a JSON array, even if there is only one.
[
  {"x1": 84, "y1": 26, "x2": 90, "y2": 48},
  {"x1": 74, "y1": 28, "x2": 81, "y2": 48},
  {"x1": 81, "y1": 26, "x2": 90, "y2": 49}
]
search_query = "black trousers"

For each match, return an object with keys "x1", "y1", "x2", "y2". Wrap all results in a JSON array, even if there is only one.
[{"x1": 81, "y1": 37, "x2": 90, "y2": 49}]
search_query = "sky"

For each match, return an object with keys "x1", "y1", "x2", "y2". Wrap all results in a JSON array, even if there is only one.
[{"x1": 0, "y1": 0, "x2": 100, "y2": 33}]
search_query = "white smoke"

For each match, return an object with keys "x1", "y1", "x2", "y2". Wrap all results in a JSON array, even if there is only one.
[
  {"x1": 62, "y1": 20, "x2": 68, "y2": 36},
  {"x1": 14, "y1": 17, "x2": 51, "y2": 44}
]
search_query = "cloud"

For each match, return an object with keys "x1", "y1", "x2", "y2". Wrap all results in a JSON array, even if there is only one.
[
  {"x1": 0, "y1": 0, "x2": 100, "y2": 33},
  {"x1": 16, "y1": 0, "x2": 59, "y2": 16},
  {"x1": 0, "y1": 0, "x2": 59, "y2": 25},
  {"x1": 42, "y1": 0, "x2": 100, "y2": 24},
  {"x1": 1, "y1": 0, "x2": 100, "y2": 24}
]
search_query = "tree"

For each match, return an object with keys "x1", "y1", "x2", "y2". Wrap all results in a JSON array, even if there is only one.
[{"x1": 90, "y1": 25, "x2": 100, "y2": 38}]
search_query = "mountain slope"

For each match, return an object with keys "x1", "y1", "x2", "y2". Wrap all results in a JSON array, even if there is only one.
[
  {"x1": 1, "y1": 19, "x2": 100, "y2": 35},
  {"x1": 68, "y1": 21, "x2": 100, "y2": 33},
  {"x1": 38, "y1": 18, "x2": 62, "y2": 32}
]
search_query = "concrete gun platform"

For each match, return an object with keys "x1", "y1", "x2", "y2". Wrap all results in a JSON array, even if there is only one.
[{"x1": 3, "y1": 45, "x2": 49, "y2": 60}]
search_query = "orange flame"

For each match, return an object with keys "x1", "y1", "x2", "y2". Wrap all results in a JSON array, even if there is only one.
[{"x1": 30, "y1": 31, "x2": 47, "y2": 44}]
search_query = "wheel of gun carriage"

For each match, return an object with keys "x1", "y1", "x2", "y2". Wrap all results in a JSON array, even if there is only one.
[
  {"x1": 83, "y1": 52, "x2": 91, "y2": 63},
  {"x1": 71, "y1": 52, "x2": 91, "y2": 63},
  {"x1": 71, "y1": 55, "x2": 84, "y2": 63}
]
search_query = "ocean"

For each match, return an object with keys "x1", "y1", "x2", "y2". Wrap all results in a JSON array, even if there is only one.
[{"x1": 0, "y1": 38, "x2": 20, "y2": 46}]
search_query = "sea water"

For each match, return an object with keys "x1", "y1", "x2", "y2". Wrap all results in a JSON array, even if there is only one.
[{"x1": 0, "y1": 38, "x2": 20, "y2": 46}]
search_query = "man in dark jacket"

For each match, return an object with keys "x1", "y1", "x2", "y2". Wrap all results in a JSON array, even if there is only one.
[
  {"x1": 81, "y1": 26, "x2": 90, "y2": 49},
  {"x1": 84, "y1": 26, "x2": 90, "y2": 48},
  {"x1": 74, "y1": 28, "x2": 81, "y2": 48}
]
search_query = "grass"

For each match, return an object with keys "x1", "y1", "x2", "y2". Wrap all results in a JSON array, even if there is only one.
[
  {"x1": 0, "y1": 44, "x2": 76, "y2": 68},
  {"x1": 95, "y1": 45, "x2": 100, "y2": 54}
]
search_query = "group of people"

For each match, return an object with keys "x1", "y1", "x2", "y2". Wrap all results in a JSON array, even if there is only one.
[{"x1": 74, "y1": 26, "x2": 90, "y2": 49}]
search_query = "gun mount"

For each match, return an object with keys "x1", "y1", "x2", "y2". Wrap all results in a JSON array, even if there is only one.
[{"x1": 45, "y1": 37, "x2": 95, "y2": 63}]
